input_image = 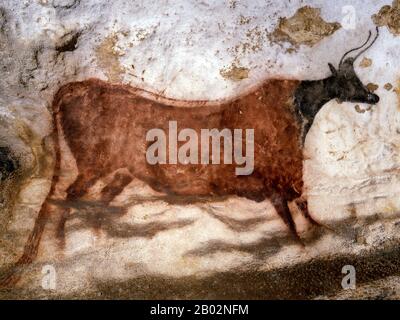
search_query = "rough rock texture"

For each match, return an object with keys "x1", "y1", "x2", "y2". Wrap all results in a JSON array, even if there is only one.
[
  {"x1": 269, "y1": 6, "x2": 341, "y2": 48},
  {"x1": 372, "y1": 0, "x2": 400, "y2": 36},
  {"x1": 0, "y1": 0, "x2": 400, "y2": 299}
]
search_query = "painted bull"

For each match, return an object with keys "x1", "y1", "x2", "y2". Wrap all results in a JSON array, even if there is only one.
[{"x1": 0, "y1": 29, "x2": 380, "y2": 286}]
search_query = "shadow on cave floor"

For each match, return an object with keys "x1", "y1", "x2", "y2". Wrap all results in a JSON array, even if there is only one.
[
  {"x1": 92, "y1": 243, "x2": 400, "y2": 300},
  {"x1": 50, "y1": 197, "x2": 400, "y2": 246},
  {"x1": 0, "y1": 239, "x2": 399, "y2": 299},
  {"x1": 50, "y1": 198, "x2": 196, "y2": 239},
  {"x1": 1, "y1": 196, "x2": 399, "y2": 299}
]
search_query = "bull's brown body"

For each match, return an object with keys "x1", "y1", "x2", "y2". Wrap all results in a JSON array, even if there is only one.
[
  {"x1": 1, "y1": 77, "x2": 312, "y2": 287},
  {"x1": 56, "y1": 79, "x2": 303, "y2": 204}
]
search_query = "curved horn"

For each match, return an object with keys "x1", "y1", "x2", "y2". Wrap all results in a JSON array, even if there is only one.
[
  {"x1": 339, "y1": 30, "x2": 372, "y2": 67},
  {"x1": 353, "y1": 27, "x2": 379, "y2": 62}
]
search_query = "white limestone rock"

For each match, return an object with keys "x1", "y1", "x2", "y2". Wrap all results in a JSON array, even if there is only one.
[{"x1": 0, "y1": 0, "x2": 399, "y2": 298}]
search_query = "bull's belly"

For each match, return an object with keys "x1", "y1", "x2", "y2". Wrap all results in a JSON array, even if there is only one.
[{"x1": 139, "y1": 161, "x2": 289, "y2": 201}]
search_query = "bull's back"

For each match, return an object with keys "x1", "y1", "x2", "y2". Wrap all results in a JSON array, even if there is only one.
[{"x1": 53, "y1": 79, "x2": 224, "y2": 187}]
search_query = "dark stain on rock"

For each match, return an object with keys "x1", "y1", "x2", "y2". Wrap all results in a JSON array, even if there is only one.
[
  {"x1": 359, "y1": 57, "x2": 372, "y2": 68},
  {"x1": 372, "y1": 0, "x2": 400, "y2": 36},
  {"x1": 220, "y1": 63, "x2": 249, "y2": 81},
  {"x1": 384, "y1": 83, "x2": 393, "y2": 91},
  {"x1": 0, "y1": 146, "x2": 19, "y2": 182},
  {"x1": 56, "y1": 32, "x2": 80, "y2": 53},
  {"x1": 366, "y1": 82, "x2": 379, "y2": 92},
  {"x1": 0, "y1": 7, "x2": 8, "y2": 33},
  {"x1": 53, "y1": 0, "x2": 80, "y2": 10},
  {"x1": 270, "y1": 6, "x2": 341, "y2": 48},
  {"x1": 355, "y1": 104, "x2": 366, "y2": 113}
]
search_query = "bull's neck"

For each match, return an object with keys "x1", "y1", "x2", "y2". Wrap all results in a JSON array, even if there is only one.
[{"x1": 294, "y1": 76, "x2": 337, "y2": 142}]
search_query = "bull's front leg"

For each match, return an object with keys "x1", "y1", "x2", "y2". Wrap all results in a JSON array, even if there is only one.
[{"x1": 294, "y1": 197, "x2": 334, "y2": 231}]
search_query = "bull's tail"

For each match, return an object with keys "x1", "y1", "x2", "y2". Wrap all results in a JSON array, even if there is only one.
[
  {"x1": 0, "y1": 199, "x2": 52, "y2": 287},
  {"x1": 0, "y1": 111, "x2": 62, "y2": 288}
]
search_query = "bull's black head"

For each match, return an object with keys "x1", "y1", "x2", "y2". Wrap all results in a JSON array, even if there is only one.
[
  {"x1": 328, "y1": 58, "x2": 379, "y2": 105},
  {"x1": 295, "y1": 28, "x2": 381, "y2": 142},
  {"x1": 327, "y1": 28, "x2": 380, "y2": 105}
]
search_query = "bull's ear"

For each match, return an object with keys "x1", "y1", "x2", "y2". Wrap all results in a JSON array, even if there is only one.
[{"x1": 328, "y1": 63, "x2": 337, "y2": 76}]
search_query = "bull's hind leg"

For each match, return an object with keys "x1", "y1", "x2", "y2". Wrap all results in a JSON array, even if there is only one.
[
  {"x1": 89, "y1": 170, "x2": 134, "y2": 230},
  {"x1": 270, "y1": 194, "x2": 302, "y2": 243},
  {"x1": 57, "y1": 170, "x2": 133, "y2": 241},
  {"x1": 295, "y1": 198, "x2": 321, "y2": 226},
  {"x1": 100, "y1": 171, "x2": 134, "y2": 204},
  {"x1": 294, "y1": 197, "x2": 333, "y2": 231},
  {"x1": 56, "y1": 173, "x2": 100, "y2": 244}
]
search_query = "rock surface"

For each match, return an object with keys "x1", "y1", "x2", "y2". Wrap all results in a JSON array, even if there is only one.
[{"x1": 0, "y1": 0, "x2": 400, "y2": 299}]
